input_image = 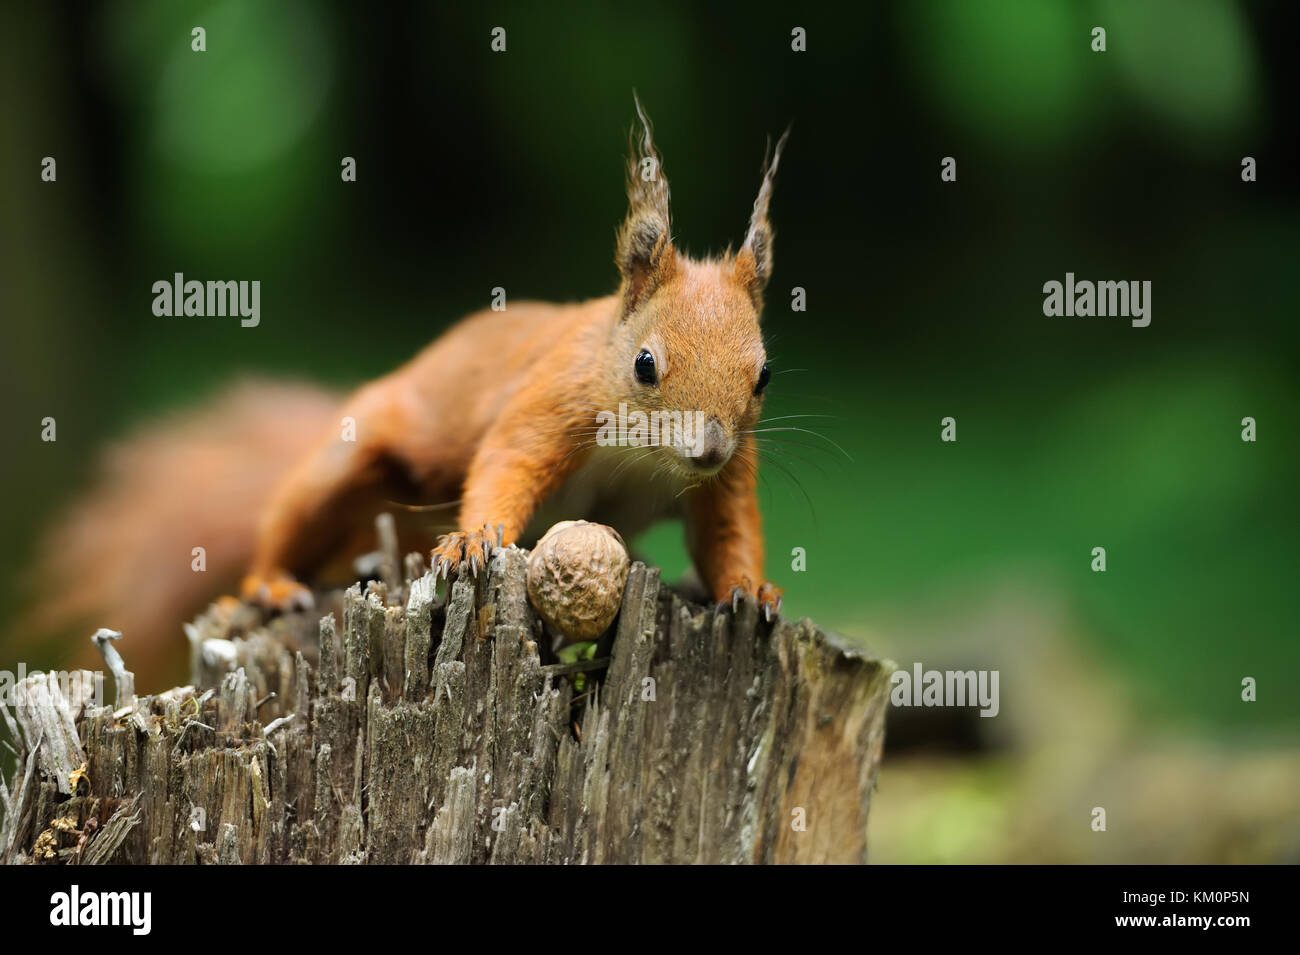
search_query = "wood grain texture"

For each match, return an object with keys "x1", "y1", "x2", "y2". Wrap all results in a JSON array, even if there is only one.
[{"x1": 1, "y1": 546, "x2": 889, "y2": 864}]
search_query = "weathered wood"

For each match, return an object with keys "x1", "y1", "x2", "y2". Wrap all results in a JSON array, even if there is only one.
[{"x1": 1, "y1": 545, "x2": 890, "y2": 864}]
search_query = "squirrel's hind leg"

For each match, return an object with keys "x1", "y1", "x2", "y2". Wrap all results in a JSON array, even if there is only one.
[{"x1": 242, "y1": 425, "x2": 400, "y2": 610}]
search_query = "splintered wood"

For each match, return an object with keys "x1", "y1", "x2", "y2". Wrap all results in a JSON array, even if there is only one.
[{"x1": 1, "y1": 548, "x2": 890, "y2": 864}]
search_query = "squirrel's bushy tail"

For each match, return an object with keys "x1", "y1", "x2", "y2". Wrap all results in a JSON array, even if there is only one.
[{"x1": 14, "y1": 380, "x2": 340, "y2": 689}]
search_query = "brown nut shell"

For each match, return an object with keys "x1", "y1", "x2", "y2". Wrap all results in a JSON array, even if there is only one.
[{"x1": 526, "y1": 521, "x2": 630, "y2": 642}]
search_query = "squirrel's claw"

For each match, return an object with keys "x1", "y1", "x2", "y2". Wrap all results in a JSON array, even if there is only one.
[
  {"x1": 756, "y1": 581, "x2": 783, "y2": 623},
  {"x1": 430, "y1": 526, "x2": 495, "y2": 582},
  {"x1": 240, "y1": 572, "x2": 315, "y2": 614},
  {"x1": 718, "y1": 576, "x2": 754, "y2": 615},
  {"x1": 718, "y1": 578, "x2": 782, "y2": 622}
]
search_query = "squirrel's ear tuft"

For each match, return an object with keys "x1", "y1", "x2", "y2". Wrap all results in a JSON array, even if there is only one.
[
  {"x1": 735, "y1": 127, "x2": 790, "y2": 303},
  {"x1": 616, "y1": 94, "x2": 676, "y2": 312}
]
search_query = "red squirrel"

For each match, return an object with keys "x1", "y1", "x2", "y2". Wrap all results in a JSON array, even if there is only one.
[
  {"x1": 244, "y1": 99, "x2": 787, "y2": 619},
  {"x1": 25, "y1": 101, "x2": 787, "y2": 684}
]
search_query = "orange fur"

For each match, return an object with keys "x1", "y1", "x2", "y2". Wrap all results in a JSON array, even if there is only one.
[
  {"x1": 18, "y1": 381, "x2": 339, "y2": 687},
  {"x1": 253, "y1": 102, "x2": 787, "y2": 616},
  {"x1": 22, "y1": 101, "x2": 789, "y2": 686}
]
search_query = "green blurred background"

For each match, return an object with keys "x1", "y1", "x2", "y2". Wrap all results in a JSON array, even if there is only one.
[{"x1": 1, "y1": 0, "x2": 1296, "y2": 861}]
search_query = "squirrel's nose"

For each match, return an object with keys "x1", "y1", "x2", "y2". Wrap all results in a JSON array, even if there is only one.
[{"x1": 685, "y1": 416, "x2": 731, "y2": 471}]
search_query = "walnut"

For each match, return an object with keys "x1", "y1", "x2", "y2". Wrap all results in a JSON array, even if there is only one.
[{"x1": 526, "y1": 521, "x2": 630, "y2": 643}]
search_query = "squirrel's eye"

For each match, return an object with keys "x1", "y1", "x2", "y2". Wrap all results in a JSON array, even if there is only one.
[
  {"x1": 754, "y1": 361, "x2": 771, "y2": 396},
  {"x1": 634, "y1": 348, "x2": 658, "y2": 386}
]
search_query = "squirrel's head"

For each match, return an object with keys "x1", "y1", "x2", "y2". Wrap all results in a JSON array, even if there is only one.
[{"x1": 608, "y1": 96, "x2": 788, "y2": 481}]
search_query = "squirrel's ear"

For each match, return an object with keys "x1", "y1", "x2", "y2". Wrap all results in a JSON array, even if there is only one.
[
  {"x1": 616, "y1": 95, "x2": 676, "y2": 313},
  {"x1": 735, "y1": 127, "x2": 790, "y2": 304}
]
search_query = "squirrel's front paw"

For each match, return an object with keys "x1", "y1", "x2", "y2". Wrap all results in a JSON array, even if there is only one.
[
  {"x1": 717, "y1": 576, "x2": 784, "y2": 622},
  {"x1": 755, "y1": 581, "x2": 784, "y2": 621},
  {"x1": 430, "y1": 525, "x2": 496, "y2": 581},
  {"x1": 240, "y1": 571, "x2": 315, "y2": 613}
]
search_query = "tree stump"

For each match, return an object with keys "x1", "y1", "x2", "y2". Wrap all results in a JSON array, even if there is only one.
[{"x1": 1, "y1": 546, "x2": 890, "y2": 864}]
